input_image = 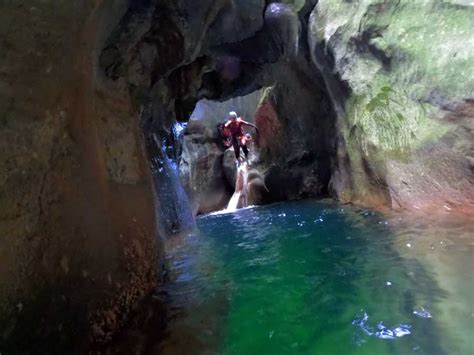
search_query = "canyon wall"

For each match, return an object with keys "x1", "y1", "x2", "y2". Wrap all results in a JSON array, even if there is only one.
[
  {"x1": 0, "y1": 0, "x2": 472, "y2": 352},
  {"x1": 309, "y1": 0, "x2": 474, "y2": 212},
  {"x1": 0, "y1": 1, "x2": 160, "y2": 352}
]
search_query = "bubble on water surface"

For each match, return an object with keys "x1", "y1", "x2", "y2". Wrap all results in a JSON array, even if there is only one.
[
  {"x1": 353, "y1": 311, "x2": 411, "y2": 340},
  {"x1": 376, "y1": 326, "x2": 395, "y2": 339},
  {"x1": 393, "y1": 325, "x2": 412, "y2": 337},
  {"x1": 413, "y1": 306, "x2": 432, "y2": 318},
  {"x1": 352, "y1": 312, "x2": 374, "y2": 336}
]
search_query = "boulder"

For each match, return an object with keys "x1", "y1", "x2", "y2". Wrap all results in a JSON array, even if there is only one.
[
  {"x1": 179, "y1": 134, "x2": 232, "y2": 215},
  {"x1": 223, "y1": 149, "x2": 238, "y2": 187}
]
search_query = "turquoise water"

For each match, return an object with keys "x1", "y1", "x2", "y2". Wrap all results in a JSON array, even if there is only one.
[{"x1": 111, "y1": 200, "x2": 474, "y2": 354}]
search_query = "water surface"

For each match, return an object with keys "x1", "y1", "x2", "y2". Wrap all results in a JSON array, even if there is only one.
[{"x1": 113, "y1": 200, "x2": 474, "y2": 354}]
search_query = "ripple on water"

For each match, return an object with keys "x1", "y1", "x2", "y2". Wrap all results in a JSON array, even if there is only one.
[{"x1": 104, "y1": 200, "x2": 474, "y2": 355}]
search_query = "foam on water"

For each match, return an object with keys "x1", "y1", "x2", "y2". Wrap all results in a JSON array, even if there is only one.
[{"x1": 352, "y1": 311, "x2": 412, "y2": 340}]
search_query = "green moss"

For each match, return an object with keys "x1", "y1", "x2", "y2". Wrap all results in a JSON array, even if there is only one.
[
  {"x1": 314, "y1": 0, "x2": 474, "y2": 101},
  {"x1": 343, "y1": 85, "x2": 447, "y2": 159},
  {"x1": 257, "y1": 86, "x2": 275, "y2": 108},
  {"x1": 312, "y1": 0, "x2": 465, "y2": 157},
  {"x1": 310, "y1": 0, "x2": 470, "y2": 203}
]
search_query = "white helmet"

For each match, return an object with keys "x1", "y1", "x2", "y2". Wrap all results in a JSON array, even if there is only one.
[{"x1": 229, "y1": 111, "x2": 238, "y2": 118}]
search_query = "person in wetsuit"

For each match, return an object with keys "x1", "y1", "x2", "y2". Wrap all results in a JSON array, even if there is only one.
[{"x1": 224, "y1": 111, "x2": 258, "y2": 161}]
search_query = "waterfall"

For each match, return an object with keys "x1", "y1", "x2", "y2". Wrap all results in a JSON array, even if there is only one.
[
  {"x1": 226, "y1": 191, "x2": 242, "y2": 212},
  {"x1": 225, "y1": 162, "x2": 249, "y2": 212},
  {"x1": 145, "y1": 131, "x2": 195, "y2": 238}
]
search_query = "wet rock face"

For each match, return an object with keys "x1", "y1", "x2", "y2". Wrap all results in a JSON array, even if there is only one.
[
  {"x1": 256, "y1": 57, "x2": 336, "y2": 201},
  {"x1": 309, "y1": 0, "x2": 474, "y2": 212},
  {"x1": 180, "y1": 120, "x2": 232, "y2": 214},
  {"x1": 0, "y1": 1, "x2": 160, "y2": 352}
]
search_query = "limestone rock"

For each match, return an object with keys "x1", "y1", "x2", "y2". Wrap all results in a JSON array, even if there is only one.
[
  {"x1": 0, "y1": 1, "x2": 160, "y2": 352},
  {"x1": 223, "y1": 149, "x2": 239, "y2": 188},
  {"x1": 179, "y1": 130, "x2": 231, "y2": 215},
  {"x1": 309, "y1": 0, "x2": 474, "y2": 212},
  {"x1": 0, "y1": 0, "x2": 278, "y2": 351},
  {"x1": 2, "y1": 0, "x2": 473, "y2": 352}
]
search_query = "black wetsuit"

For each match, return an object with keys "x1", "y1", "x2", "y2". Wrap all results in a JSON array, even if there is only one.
[{"x1": 231, "y1": 136, "x2": 249, "y2": 160}]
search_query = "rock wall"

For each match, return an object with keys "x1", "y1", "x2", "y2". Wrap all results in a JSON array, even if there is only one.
[
  {"x1": 309, "y1": 0, "x2": 474, "y2": 213},
  {"x1": 0, "y1": 1, "x2": 160, "y2": 352},
  {"x1": 176, "y1": 0, "x2": 474, "y2": 215},
  {"x1": 179, "y1": 2, "x2": 338, "y2": 209},
  {"x1": 254, "y1": 56, "x2": 337, "y2": 201}
]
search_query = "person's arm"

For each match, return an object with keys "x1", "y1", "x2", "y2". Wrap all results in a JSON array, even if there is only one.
[
  {"x1": 224, "y1": 119, "x2": 232, "y2": 127},
  {"x1": 241, "y1": 119, "x2": 258, "y2": 133}
]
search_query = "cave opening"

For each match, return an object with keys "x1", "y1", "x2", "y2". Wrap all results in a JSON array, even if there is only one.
[
  {"x1": 98, "y1": 0, "x2": 339, "y2": 236},
  {"x1": 178, "y1": 81, "x2": 337, "y2": 216}
]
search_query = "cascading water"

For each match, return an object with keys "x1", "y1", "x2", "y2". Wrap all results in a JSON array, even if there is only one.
[
  {"x1": 226, "y1": 162, "x2": 249, "y2": 212},
  {"x1": 145, "y1": 129, "x2": 195, "y2": 238}
]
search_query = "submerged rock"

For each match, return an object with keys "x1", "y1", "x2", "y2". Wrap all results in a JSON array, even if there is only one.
[{"x1": 179, "y1": 121, "x2": 231, "y2": 215}]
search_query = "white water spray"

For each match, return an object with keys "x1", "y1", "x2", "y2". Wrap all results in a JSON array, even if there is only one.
[{"x1": 225, "y1": 161, "x2": 249, "y2": 212}]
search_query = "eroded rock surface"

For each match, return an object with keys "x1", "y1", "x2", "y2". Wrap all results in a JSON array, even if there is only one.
[
  {"x1": 309, "y1": 0, "x2": 474, "y2": 212},
  {"x1": 0, "y1": 1, "x2": 160, "y2": 352}
]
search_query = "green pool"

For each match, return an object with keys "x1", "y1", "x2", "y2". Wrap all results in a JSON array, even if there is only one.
[{"x1": 115, "y1": 200, "x2": 474, "y2": 354}]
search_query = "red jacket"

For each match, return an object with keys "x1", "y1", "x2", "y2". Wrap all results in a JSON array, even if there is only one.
[{"x1": 224, "y1": 117, "x2": 257, "y2": 138}]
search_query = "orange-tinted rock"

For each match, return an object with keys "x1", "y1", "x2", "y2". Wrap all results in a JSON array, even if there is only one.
[
  {"x1": 0, "y1": 2, "x2": 160, "y2": 352},
  {"x1": 254, "y1": 99, "x2": 285, "y2": 161}
]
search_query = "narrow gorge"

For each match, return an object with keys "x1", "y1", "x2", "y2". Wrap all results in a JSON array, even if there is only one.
[{"x1": 0, "y1": 0, "x2": 473, "y2": 354}]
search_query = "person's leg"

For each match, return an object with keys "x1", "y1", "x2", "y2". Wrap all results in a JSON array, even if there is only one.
[
  {"x1": 232, "y1": 138, "x2": 240, "y2": 160},
  {"x1": 242, "y1": 143, "x2": 249, "y2": 159}
]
